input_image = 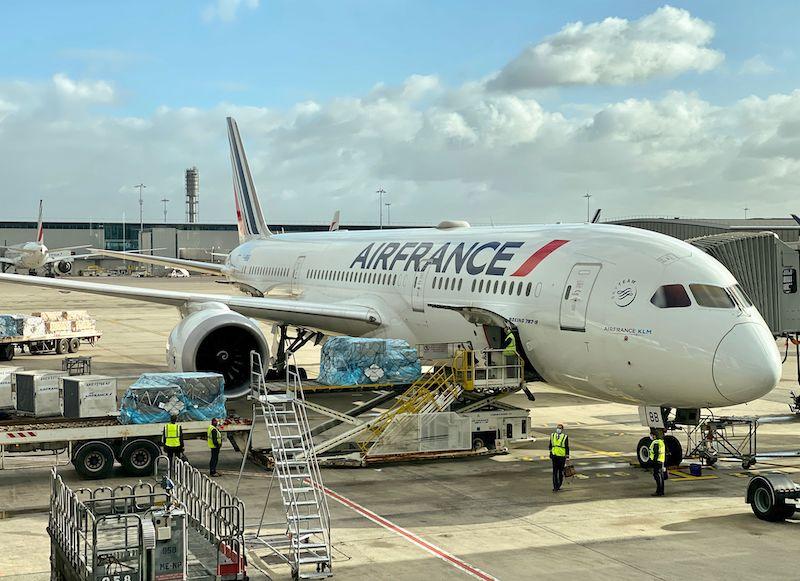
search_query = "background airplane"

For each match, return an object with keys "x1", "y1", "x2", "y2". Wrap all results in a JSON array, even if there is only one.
[{"x1": 0, "y1": 200, "x2": 92, "y2": 276}]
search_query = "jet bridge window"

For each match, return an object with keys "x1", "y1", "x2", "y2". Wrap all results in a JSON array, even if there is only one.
[
  {"x1": 651, "y1": 284, "x2": 691, "y2": 308},
  {"x1": 689, "y1": 284, "x2": 734, "y2": 308}
]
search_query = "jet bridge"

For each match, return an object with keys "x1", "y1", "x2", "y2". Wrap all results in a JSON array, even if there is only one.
[{"x1": 688, "y1": 231, "x2": 800, "y2": 335}]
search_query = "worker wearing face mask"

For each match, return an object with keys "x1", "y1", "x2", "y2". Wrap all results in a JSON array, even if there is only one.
[{"x1": 549, "y1": 423, "x2": 569, "y2": 492}]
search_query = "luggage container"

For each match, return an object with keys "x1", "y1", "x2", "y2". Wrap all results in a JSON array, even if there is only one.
[
  {"x1": 60, "y1": 374, "x2": 117, "y2": 418},
  {"x1": 0, "y1": 365, "x2": 22, "y2": 409},
  {"x1": 14, "y1": 370, "x2": 68, "y2": 417}
]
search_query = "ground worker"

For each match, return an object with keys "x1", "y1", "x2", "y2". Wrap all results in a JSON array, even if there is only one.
[
  {"x1": 548, "y1": 423, "x2": 569, "y2": 492},
  {"x1": 502, "y1": 328, "x2": 517, "y2": 357},
  {"x1": 649, "y1": 429, "x2": 666, "y2": 496},
  {"x1": 162, "y1": 414, "x2": 184, "y2": 464},
  {"x1": 207, "y1": 418, "x2": 222, "y2": 477}
]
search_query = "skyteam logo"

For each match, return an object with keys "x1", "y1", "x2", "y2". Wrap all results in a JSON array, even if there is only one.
[
  {"x1": 349, "y1": 239, "x2": 569, "y2": 276},
  {"x1": 613, "y1": 278, "x2": 637, "y2": 307}
]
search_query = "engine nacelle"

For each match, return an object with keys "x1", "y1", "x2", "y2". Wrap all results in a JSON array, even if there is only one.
[
  {"x1": 167, "y1": 302, "x2": 269, "y2": 398},
  {"x1": 55, "y1": 260, "x2": 72, "y2": 275}
]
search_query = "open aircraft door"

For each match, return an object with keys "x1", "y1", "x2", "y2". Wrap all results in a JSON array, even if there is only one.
[
  {"x1": 291, "y1": 255, "x2": 306, "y2": 295},
  {"x1": 411, "y1": 260, "x2": 434, "y2": 313},
  {"x1": 560, "y1": 263, "x2": 601, "y2": 332}
]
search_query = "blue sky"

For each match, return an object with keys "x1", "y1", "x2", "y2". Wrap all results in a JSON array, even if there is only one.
[{"x1": 1, "y1": 2, "x2": 799, "y2": 223}]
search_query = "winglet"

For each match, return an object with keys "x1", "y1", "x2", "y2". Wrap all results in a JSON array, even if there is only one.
[
  {"x1": 591, "y1": 208, "x2": 602, "y2": 224},
  {"x1": 791, "y1": 214, "x2": 800, "y2": 226},
  {"x1": 227, "y1": 117, "x2": 272, "y2": 242},
  {"x1": 329, "y1": 210, "x2": 340, "y2": 232},
  {"x1": 36, "y1": 199, "x2": 44, "y2": 243}
]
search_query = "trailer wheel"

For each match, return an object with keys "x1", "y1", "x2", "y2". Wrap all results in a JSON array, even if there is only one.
[
  {"x1": 55, "y1": 338, "x2": 69, "y2": 355},
  {"x1": 68, "y1": 338, "x2": 80, "y2": 353},
  {"x1": 73, "y1": 442, "x2": 115, "y2": 480},
  {"x1": 472, "y1": 437, "x2": 485, "y2": 450},
  {"x1": 636, "y1": 436, "x2": 652, "y2": 468},
  {"x1": 0, "y1": 344, "x2": 14, "y2": 361},
  {"x1": 120, "y1": 440, "x2": 159, "y2": 477},
  {"x1": 748, "y1": 476, "x2": 794, "y2": 522}
]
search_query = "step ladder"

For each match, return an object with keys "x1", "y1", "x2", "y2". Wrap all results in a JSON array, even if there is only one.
[{"x1": 244, "y1": 351, "x2": 333, "y2": 580}]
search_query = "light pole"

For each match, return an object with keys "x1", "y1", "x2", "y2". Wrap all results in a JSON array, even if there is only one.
[
  {"x1": 376, "y1": 188, "x2": 386, "y2": 229},
  {"x1": 583, "y1": 192, "x2": 592, "y2": 222},
  {"x1": 385, "y1": 202, "x2": 392, "y2": 226},
  {"x1": 744, "y1": 207, "x2": 750, "y2": 219},
  {"x1": 161, "y1": 198, "x2": 170, "y2": 223},
  {"x1": 133, "y1": 183, "x2": 146, "y2": 240}
]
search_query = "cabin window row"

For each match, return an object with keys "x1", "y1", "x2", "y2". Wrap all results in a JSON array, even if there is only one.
[
  {"x1": 431, "y1": 275, "x2": 533, "y2": 297},
  {"x1": 248, "y1": 265, "x2": 288, "y2": 277},
  {"x1": 308, "y1": 269, "x2": 399, "y2": 287}
]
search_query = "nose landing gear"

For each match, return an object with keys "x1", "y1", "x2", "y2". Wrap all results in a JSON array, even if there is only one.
[{"x1": 635, "y1": 434, "x2": 683, "y2": 468}]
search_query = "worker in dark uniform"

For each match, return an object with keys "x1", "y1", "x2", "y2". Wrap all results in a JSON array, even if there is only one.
[
  {"x1": 162, "y1": 414, "x2": 184, "y2": 465},
  {"x1": 649, "y1": 429, "x2": 666, "y2": 496},
  {"x1": 548, "y1": 423, "x2": 569, "y2": 492},
  {"x1": 207, "y1": 418, "x2": 222, "y2": 477}
]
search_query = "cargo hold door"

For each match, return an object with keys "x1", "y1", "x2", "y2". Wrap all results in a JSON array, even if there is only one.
[{"x1": 559, "y1": 263, "x2": 601, "y2": 332}]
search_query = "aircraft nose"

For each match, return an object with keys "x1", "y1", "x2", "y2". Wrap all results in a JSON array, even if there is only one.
[{"x1": 713, "y1": 323, "x2": 781, "y2": 403}]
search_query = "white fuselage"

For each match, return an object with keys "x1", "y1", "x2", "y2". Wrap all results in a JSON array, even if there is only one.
[
  {"x1": 6, "y1": 241, "x2": 49, "y2": 269},
  {"x1": 222, "y1": 223, "x2": 781, "y2": 409}
]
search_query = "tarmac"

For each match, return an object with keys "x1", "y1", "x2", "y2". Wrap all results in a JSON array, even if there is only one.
[{"x1": 0, "y1": 277, "x2": 798, "y2": 580}]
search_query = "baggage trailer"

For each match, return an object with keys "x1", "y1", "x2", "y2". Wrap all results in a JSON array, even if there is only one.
[
  {"x1": 0, "y1": 330, "x2": 102, "y2": 361},
  {"x1": 0, "y1": 415, "x2": 251, "y2": 479},
  {"x1": 49, "y1": 458, "x2": 247, "y2": 580}
]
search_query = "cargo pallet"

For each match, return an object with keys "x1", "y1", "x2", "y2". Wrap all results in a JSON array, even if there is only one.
[
  {"x1": 0, "y1": 414, "x2": 251, "y2": 479},
  {"x1": 49, "y1": 457, "x2": 247, "y2": 580},
  {"x1": 0, "y1": 330, "x2": 102, "y2": 361}
]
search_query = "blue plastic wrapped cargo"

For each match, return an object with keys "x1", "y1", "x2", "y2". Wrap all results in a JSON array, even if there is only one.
[
  {"x1": 0, "y1": 315, "x2": 23, "y2": 338},
  {"x1": 317, "y1": 337, "x2": 421, "y2": 386},
  {"x1": 119, "y1": 372, "x2": 227, "y2": 424}
]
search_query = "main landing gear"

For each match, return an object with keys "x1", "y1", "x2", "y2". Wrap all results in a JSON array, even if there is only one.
[{"x1": 267, "y1": 324, "x2": 325, "y2": 380}]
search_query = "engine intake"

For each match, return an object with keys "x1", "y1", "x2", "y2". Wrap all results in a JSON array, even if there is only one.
[
  {"x1": 167, "y1": 303, "x2": 268, "y2": 398},
  {"x1": 55, "y1": 260, "x2": 72, "y2": 275}
]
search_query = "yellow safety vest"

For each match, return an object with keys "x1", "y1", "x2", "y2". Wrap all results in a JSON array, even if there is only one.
[
  {"x1": 207, "y1": 425, "x2": 221, "y2": 449},
  {"x1": 164, "y1": 423, "x2": 182, "y2": 448},
  {"x1": 550, "y1": 432, "x2": 567, "y2": 457},
  {"x1": 649, "y1": 438, "x2": 665, "y2": 463},
  {"x1": 503, "y1": 332, "x2": 517, "y2": 356}
]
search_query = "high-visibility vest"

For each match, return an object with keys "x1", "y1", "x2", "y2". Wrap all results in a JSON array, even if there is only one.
[
  {"x1": 550, "y1": 432, "x2": 567, "y2": 457},
  {"x1": 503, "y1": 332, "x2": 517, "y2": 356},
  {"x1": 164, "y1": 423, "x2": 182, "y2": 448},
  {"x1": 649, "y1": 438, "x2": 665, "y2": 463},
  {"x1": 207, "y1": 425, "x2": 221, "y2": 449}
]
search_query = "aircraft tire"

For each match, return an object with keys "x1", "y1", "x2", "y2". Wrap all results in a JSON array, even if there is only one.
[
  {"x1": 636, "y1": 436, "x2": 653, "y2": 468},
  {"x1": 664, "y1": 435, "x2": 683, "y2": 467}
]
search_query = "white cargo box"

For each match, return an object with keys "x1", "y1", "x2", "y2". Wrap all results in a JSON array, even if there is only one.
[
  {"x1": 0, "y1": 366, "x2": 22, "y2": 409},
  {"x1": 14, "y1": 370, "x2": 69, "y2": 417},
  {"x1": 61, "y1": 375, "x2": 118, "y2": 419}
]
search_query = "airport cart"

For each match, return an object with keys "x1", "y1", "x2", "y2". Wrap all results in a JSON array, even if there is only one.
[
  {"x1": 0, "y1": 330, "x2": 102, "y2": 361},
  {"x1": 48, "y1": 458, "x2": 247, "y2": 580},
  {"x1": 0, "y1": 415, "x2": 251, "y2": 479}
]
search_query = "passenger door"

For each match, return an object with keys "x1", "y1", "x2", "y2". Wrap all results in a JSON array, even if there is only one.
[
  {"x1": 411, "y1": 260, "x2": 434, "y2": 313},
  {"x1": 291, "y1": 255, "x2": 306, "y2": 295},
  {"x1": 559, "y1": 263, "x2": 602, "y2": 332}
]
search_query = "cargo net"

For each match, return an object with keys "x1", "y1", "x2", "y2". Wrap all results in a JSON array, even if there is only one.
[
  {"x1": 119, "y1": 372, "x2": 227, "y2": 424},
  {"x1": 366, "y1": 412, "x2": 471, "y2": 456}
]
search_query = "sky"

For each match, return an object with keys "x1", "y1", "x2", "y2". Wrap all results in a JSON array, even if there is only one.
[{"x1": 1, "y1": 1, "x2": 800, "y2": 225}]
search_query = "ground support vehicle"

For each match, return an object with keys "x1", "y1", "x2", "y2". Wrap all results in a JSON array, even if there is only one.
[
  {"x1": 0, "y1": 415, "x2": 251, "y2": 479},
  {"x1": 746, "y1": 474, "x2": 800, "y2": 522},
  {"x1": 48, "y1": 457, "x2": 247, "y2": 580},
  {"x1": 0, "y1": 330, "x2": 102, "y2": 361}
]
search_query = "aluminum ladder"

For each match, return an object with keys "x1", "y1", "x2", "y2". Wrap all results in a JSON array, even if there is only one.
[{"x1": 247, "y1": 351, "x2": 333, "y2": 580}]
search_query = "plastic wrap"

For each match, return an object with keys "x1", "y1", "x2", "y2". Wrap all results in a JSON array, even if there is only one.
[
  {"x1": 23, "y1": 316, "x2": 45, "y2": 338},
  {"x1": 119, "y1": 372, "x2": 226, "y2": 424},
  {"x1": 317, "y1": 337, "x2": 421, "y2": 386},
  {"x1": 0, "y1": 315, "x2": 23, "y2": 337}
]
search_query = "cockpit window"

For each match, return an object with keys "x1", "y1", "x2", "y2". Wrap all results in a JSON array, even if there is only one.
[
  {"x1": 689, "y1": 284, "x2": 735, "y2": 308},
  {"x1": 650, "y1": 284, "x2": 691, "y2": 308},
  {"x1": 730, "y1": 284, "x2": 753, "y2": 308}
]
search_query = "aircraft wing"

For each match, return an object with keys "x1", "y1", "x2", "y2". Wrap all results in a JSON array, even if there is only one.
[
  {"x1": 87, "y1": 248, "x2": 225, "y2": 276},
  {"x1": 0, "y1": 272, "x2": 382, "y2": 335}
]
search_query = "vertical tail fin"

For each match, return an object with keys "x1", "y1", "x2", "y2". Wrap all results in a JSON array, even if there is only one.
[
  {"x1": 329, "y1": 210, "x2": 340, "y2": 232},
  {"x1": 227, "y1": 117, "x2": 271, "y2": 242},
  {"x1": 36, "y1": 199, "x2": 44, "y2": 243}
]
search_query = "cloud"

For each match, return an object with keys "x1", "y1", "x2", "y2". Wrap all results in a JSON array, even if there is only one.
[
  {"x1": 52, "y1": 74, "x2": 115, "y2": 103},
  {"x1": 740, "y1": 55, "x2": 775, "y2": 75},
  {"x1": 202, "y1": 0, "x2": 259, "y2": 23},
  {"x1": 488, "y1": 5, "x2": 723, "y2": 91}
]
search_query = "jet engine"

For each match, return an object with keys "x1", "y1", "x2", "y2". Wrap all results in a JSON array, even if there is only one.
[
  {"x1": 167, "y1": 302, "x2": 269, "y2": 398},
  {"x1": 55, "y1": 260, "x2": 72, "y2": 275}
]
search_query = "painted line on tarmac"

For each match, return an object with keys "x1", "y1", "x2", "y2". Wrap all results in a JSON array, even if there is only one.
[{"x1": 312, "y1": 481, "x2": 499, "y2": 581}]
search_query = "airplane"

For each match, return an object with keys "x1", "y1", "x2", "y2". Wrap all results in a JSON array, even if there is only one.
[
  {"x1": 0, "y1": 200, "x2": 93, "y2": 276},
  {"x1": 329, "y1": 210, "x2": 340, "y2": 232},
  {"x1": 0, "y1": 117, "x2": 782, "y2": 464}
]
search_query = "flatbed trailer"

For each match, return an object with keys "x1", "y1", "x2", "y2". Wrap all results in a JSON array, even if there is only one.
[
  {"x1": 0, "y1": 330, "x2": 102, "y2": 361},
  {"x1": 0, "y1": 414, "x2": 251, "y2": 479}
]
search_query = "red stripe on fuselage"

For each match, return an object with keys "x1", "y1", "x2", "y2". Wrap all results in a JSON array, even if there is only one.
[{"x1": 511, "y1": 239, "x2": 569, "y2": 276}]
